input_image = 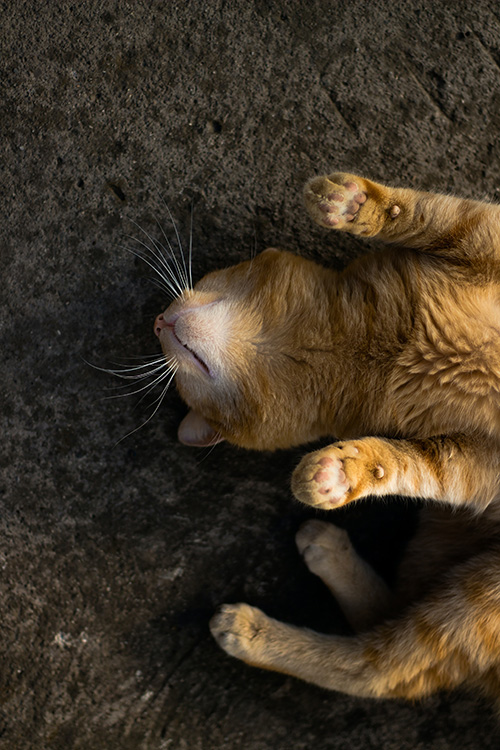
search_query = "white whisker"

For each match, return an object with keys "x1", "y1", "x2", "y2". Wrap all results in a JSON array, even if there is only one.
[
  {"x1": 122, "y1": 244, "x2": 180, "y2": 298},
  {"x1": 100, "y1": 202, "x2": 197, "y2": 446},
  {"x1": 141, "y1": 231, "x2": 186, "y2": 292},
  {"x1": 188, "y1": 200, "x2": 194, "y2": 290},
  {"x1": 127, "y1": 220, "x2": 186, "y2": 296},
  {"x1": 252, "y1": 219, "x2": 258, "y2": 260},
  {"x1": 146, "y1": 276, "x2": 178, "y2": 297},
  {"x1": 135, "y1": 363, "x2": 178, "y2": 405},
  {"x1": 88, "y1": 357, "x2": 172, "y2": 379},
  {"x1": 114, "y1": 367, "x2": 178, "y2": 445},
  {"x1": 123, "y1": 242, "x2": 183, "y2": 299},
  {"x1": 111, "y1": 354, "x2": 169, "y2": 361},
  {"x1": 106, "y1": 361, "x2": 177, "y2": 399},
  {"x1": 108, "y1": 357, "x2": 169, "y2": 373},
  {"x1": 196, "y1": 431, "x2": 223, "y2": 463},
  {"x1": 154, "y1": 220, "x2": 189, "y2": 295},
  {"x1": 159, "y1": 197, "x2": 191, "y2": 292},
  {"x1": 130, "y1": 216, "x2": 187, "y2": 294},
  {"x1": 104, "y1": 366, "x2": 173, "y2": 390}
]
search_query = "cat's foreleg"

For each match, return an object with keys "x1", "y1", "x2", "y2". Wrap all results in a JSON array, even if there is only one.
[
  {"x1": 210, "y1": 549, "x2": 500, "y2": 698},
  {"x1": 304, "y1": 172, "x2": 497, "y2": 257},
  {"x1": 296, "y1": 519, "x2": 393, "y2": 630},
  {"x1": 291, "y1": 434, "x2": 500, "y2": 512}
]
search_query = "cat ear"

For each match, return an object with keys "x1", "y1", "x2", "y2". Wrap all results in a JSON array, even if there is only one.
[{"x1": 177, "y1": 410, "x2": 225, "y2": 447}]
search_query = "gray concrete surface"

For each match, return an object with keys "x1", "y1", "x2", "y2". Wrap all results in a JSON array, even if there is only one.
[{"x1": 3, "y1": 0, "x2": 500, "y2": 747}]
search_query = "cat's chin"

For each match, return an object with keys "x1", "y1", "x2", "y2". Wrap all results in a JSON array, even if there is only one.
[
  {"x1": 162, "y1": 325, "x2": 212, "y2": 377},
  {"x1": 178, "y1": 409, "x2": 225, "y2": 447}
]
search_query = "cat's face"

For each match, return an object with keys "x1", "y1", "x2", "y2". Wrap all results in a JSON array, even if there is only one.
[{"x1": 154, "y1": 249, "x2": 336, "y2": 450}]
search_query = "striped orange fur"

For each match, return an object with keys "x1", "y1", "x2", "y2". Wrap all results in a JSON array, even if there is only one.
[{"x1": 156, "y1": 172, "x2": 500, "y2": 704}]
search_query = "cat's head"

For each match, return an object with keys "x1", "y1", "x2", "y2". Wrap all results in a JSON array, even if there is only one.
[{"x1": 154, "y1": 249, "x2": 335, "y2": 451}]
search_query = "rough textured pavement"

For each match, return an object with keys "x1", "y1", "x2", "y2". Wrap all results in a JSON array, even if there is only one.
[{"x1": 4, "y1": 0, "x2": 500, "y2": 747}]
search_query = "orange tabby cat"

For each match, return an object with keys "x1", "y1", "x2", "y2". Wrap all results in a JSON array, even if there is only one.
[{"x1": 154, "y1": 172, "x2": 500, "y2": 702}]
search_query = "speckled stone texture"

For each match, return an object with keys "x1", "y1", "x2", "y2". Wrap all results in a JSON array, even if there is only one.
[{"x1": 3, "y1": 0, "x2": 500, "y2": 747}]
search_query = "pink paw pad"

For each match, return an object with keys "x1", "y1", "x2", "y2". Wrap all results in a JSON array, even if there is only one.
[
  {"x1": 312, "y1": 457, "x2": 348, "y2": 498},
  {"x1": 318, "y1": 457, "x2": 336, "y2": 467},
  {"x1": 316, "y1": 179, "x2": 367, "y2": 227},
  {"x1": 323, "y1": 215, "x2": 340, "y2": 226}
]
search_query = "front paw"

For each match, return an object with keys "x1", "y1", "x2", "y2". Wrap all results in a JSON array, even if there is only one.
[
  {"x1": 304, "y1": 173, "x2": 367, "y2": 230},
  {"x1": 291, "y1": 440, "x2": 387, "y2": 510},
  {"x1": 210, "y1": 603, "x2": 269, "y2": 663}
]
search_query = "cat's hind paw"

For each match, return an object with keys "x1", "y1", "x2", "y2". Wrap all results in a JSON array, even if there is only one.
[
  {"x1": 296, "y1": 519, "x2": 353, "y2": 576},
  {"x1": 210, "y1": 603, "x2": 270, "y2": 663},
  {"x1": 304, "y1": 174, "x2": 367, "y2": 230}
]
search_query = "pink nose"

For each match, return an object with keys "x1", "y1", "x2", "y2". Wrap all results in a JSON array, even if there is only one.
[{"x1": 154, "y1": 314, "x2": 169, "y2": 337}]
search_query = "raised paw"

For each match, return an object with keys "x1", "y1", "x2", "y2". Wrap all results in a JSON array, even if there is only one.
[
  {"x1": 291, "y1": 440, "x2": 388, "y2": 510},
  {"x1": 296, "y1": 519, "x2": 351, "y2": 559},
  {"x1": 296, "y1": 519, "x2": 353, "y2": 576},
  {"x1": 210, "y1": 603, "x2": 269, "y2": 663},
  {"x1": 304, "y1": 173, "x2": 367, "y2": 230}
]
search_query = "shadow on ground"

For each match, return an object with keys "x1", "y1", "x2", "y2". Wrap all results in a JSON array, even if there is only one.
[{"x1": 3, "y1": 1, "x2": 500, "y2": 747}]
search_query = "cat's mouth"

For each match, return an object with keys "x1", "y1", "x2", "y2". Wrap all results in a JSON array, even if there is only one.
[
  {"x1": 172, "y1": 326, "x2": 211, "y2": 375},
  {"x1": 159, "y1": 315, "x2": 211, "y2": 376}
]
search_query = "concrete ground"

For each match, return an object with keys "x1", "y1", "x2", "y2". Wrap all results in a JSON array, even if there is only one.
[{"x1": 3, "y1": 0, "x2": 500, "y2": 747}]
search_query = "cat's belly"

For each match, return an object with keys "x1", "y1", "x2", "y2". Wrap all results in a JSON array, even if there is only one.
[{"x1": 389, "y1": 286, "x2": 500, "y2": 439}]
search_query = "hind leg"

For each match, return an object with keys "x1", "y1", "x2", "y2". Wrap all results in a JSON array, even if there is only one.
[
  {"x1": 296, "y1": 520, "x2": 393, "y2": 631},
  {"x1": 210, "y1": 549, "x2": 500, "y2": 698}
]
